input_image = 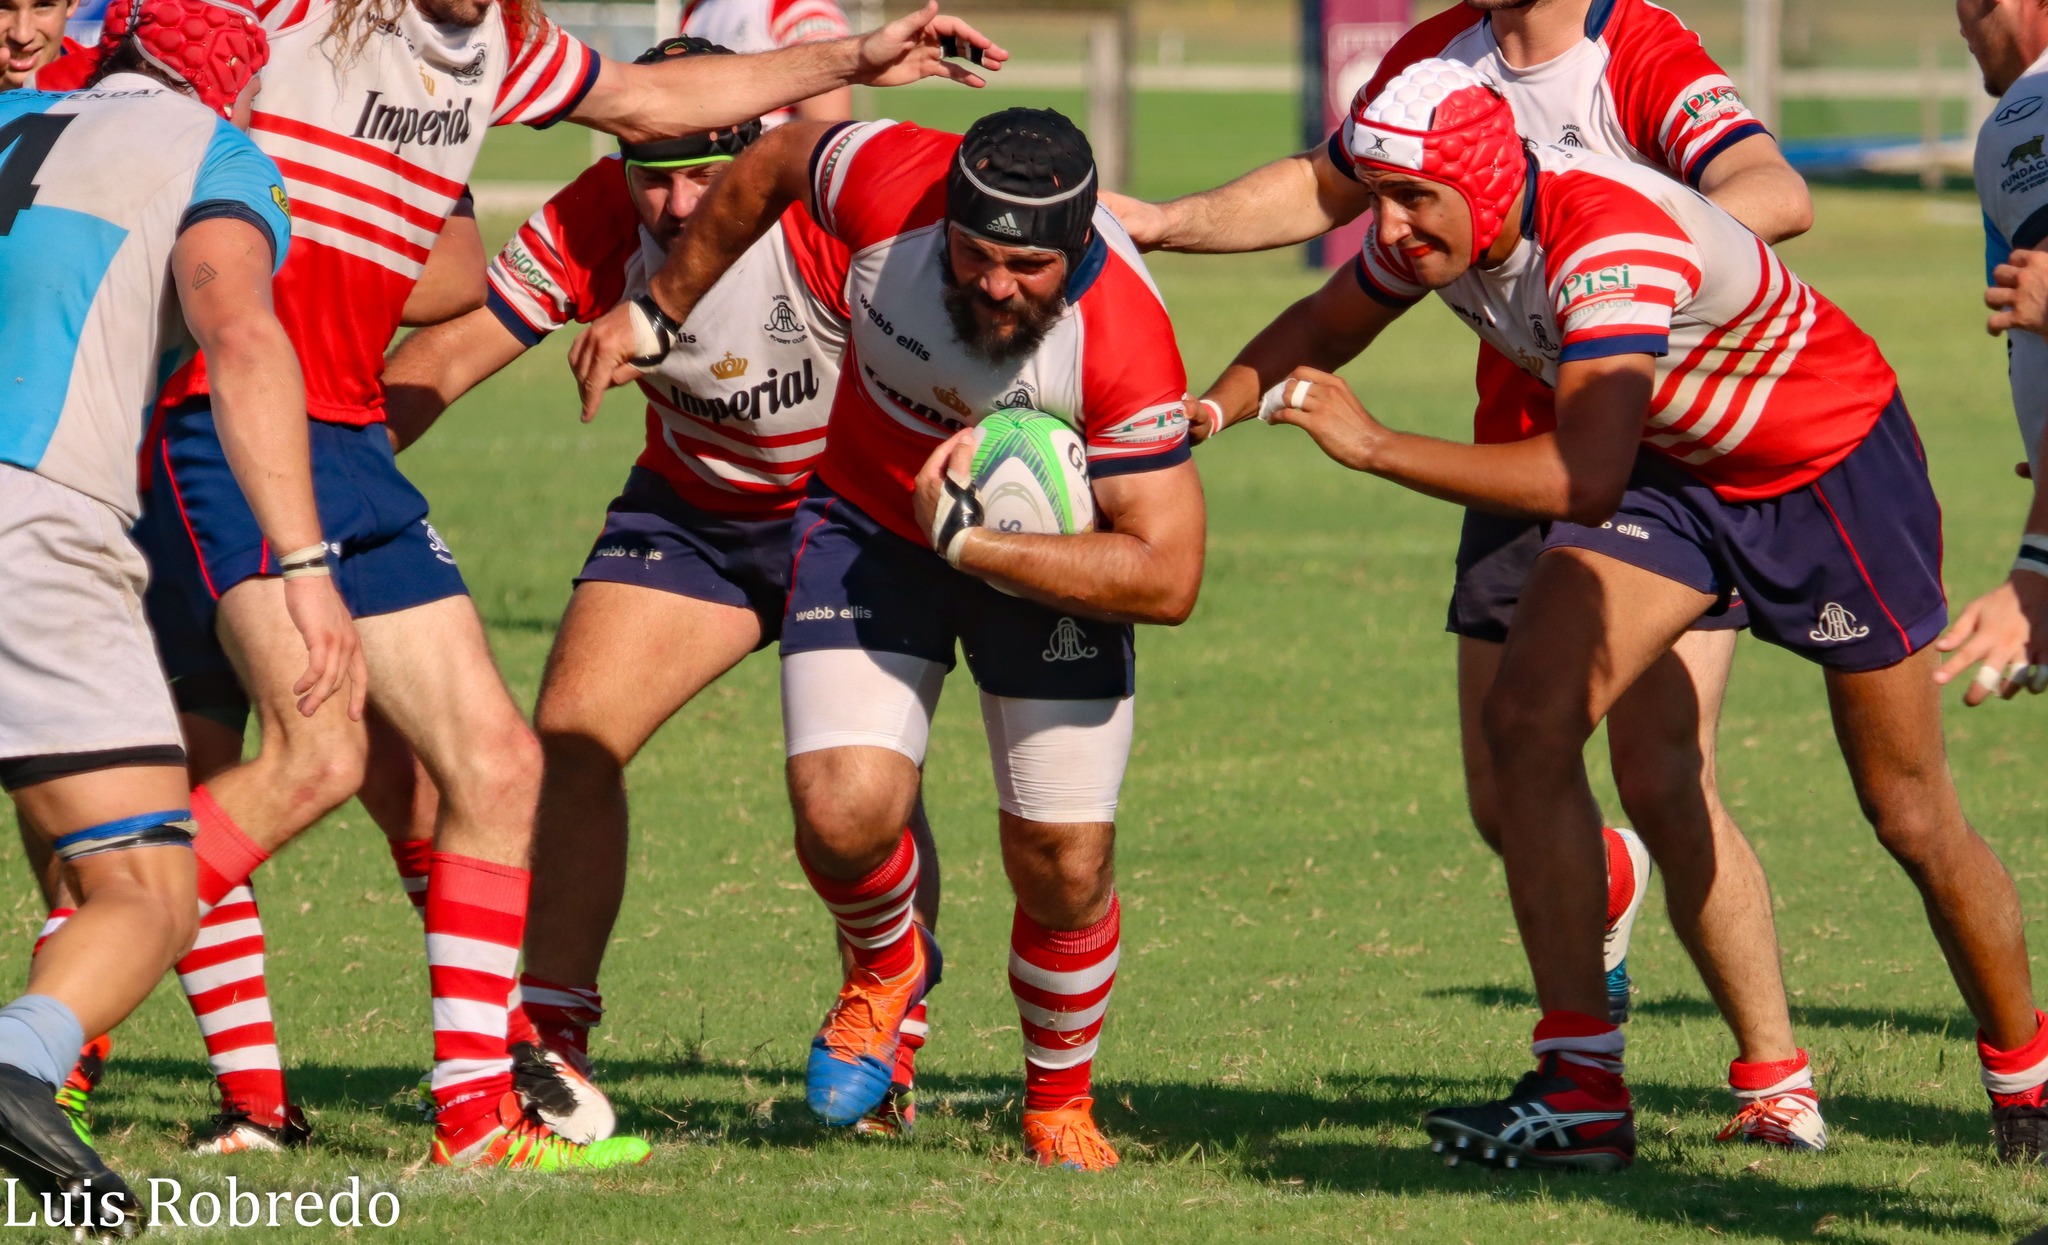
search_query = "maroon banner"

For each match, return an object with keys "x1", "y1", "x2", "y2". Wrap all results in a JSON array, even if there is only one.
[{"x1": 1305, "y1": 0, "x2": 1412, "y2": 267}]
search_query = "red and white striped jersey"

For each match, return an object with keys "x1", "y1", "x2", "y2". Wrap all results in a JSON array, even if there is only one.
[
  {"x1": 486, "y1": 157, "x2": 851, "y2": 517},
  {"x1": 1359, "y1": 145, "x2": 1896, "y2": 501},
  {"x1": 158, "y1": 0, "x2": 600, "y2": 426},
  {"x1": 807, "y1": 120, "x2": 1191, "y2": 544},
  {"x1": 1340, "y1": 0, "x2": 1768, "y2": 445},
  {"x1": 680, "y1": 0, "x2": 849, "y2": 129}
]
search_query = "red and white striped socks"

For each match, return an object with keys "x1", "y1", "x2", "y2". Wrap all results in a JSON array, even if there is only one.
[
  {"x1": 1532, "y1": 1010, "x2": 1629, "y2": 1103},
  {"x1": 191, "y1": 785, "x2": 269, "y2": 916},
  {"x1": 798, "y1": 829, "x2": 920, "y2": 979},
  {"x1": 176, "y1": 885, "x2": 291, "y2": 1127},
  {"x1": 520, "y1": 974, "x2": 603, "y2": 1069},
  {"x1": 1010, "y1": 896, "x2": 1119, "y2": 1112},
  {"x1": 388, "y1": 837, "x2": 432, "y2": 920},
  {"x1": 1979, "y1": 1010, "x2": 2048, "y2": 1107},
  {"x1": 425, "y1": 853, "x2": 529, "y2": 1144},
  {"x1": 32, "y1": 908, "x2": 73, "y2": 959},
  {"x1": 894, "y1": 1001, "x2": 927, "y2": 1090},
  {"x1": 1730, "y1": 1049, "x2": 1815, "y2": 1106}
]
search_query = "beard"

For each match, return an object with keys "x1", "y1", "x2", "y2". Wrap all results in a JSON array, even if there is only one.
[{"x1": 940, "y1": 262, "x2": 1067, "y2": 366}]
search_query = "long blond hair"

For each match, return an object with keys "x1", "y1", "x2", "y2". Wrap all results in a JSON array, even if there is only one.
[{"x1": 325, "y1": 0, "x2": 542, "y2": 63}]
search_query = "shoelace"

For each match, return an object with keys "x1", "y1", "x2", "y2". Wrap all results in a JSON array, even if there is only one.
[
  {"x1": 821, "y1": 979, "x2": 902, "y2": 1060},
  {"x1": 1034, "y1": 1115, "x2": 1114, "y2": 1167},
  {"x1": 1718, "y1": 1098, "x2": 1806, "y2": 1145}
]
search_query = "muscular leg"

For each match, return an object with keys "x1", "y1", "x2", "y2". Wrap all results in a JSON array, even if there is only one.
[
  {"x1": 523, "y1": 582, "x2": 762, "y2": 988},
  {"x1": 1456, "y1": 638, "x2": 1507, "y2": 852},
  {"x1": 788, "y1": 746, "x2": 923, "y2": 879},
  {"x1": 358, "y1": 708, "x2": 437, "y2": 861},
  {"x1": 1001, "y1": 813, "x2": 1114, "y2": 931},
  {"x1": 1483, "y1": 549, "x2": 1712, "y2": 1019},
  {"x1": 11, "y1": 767, "x2": 198, "y2": 1039},
  {"x1": 1607, "y1": 629, "x2": 1797, "y2": 1064},
  {"x1": 353, "y1": 596, "x2": 541, "y2": 866},
  {"x1": 209, "y1": 578, "x2": 370, "y2": 856},
  {"x1": 1826, "y1": 649, "x2": 2037, "y2": 1049}
]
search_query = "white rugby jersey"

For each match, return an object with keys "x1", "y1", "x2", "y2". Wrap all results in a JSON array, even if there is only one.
[
  {"x1": 487, "y1": 156, "x2": 850, "y2": 516},
  {"x1": 1339, "y1": 0, "x2": 1767, "y2": 445},
  {"x1": 1975, "y1": 46, "x2": 2048, "y2": 470},
  {"x1": 1359, "y1": 144, "x2": 1896, "y2": 500},
  {"x1": 158, "y1": 0, "x2": 599, "y2": 426},
  {"x1": 0, "y1": 76, "x2": 291, "y2": 519},
  {"x1": 680, "y1": 0, "x2": 848, "y2": 128},
  {"x1": 807, "y1": 120, "x2": 1191, "y2": 543}
]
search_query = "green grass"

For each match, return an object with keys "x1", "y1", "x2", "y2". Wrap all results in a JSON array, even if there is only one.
[{"x1": 10, "y1": 132, "x2": 2048, "y2": 1244}]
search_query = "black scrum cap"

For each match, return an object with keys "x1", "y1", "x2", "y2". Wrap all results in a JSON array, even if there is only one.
[
  {"x1": 945, "y1": 108, "x2": 1097, "y2": 272},
  {"x1": 617, "y1": 38, "x2": 763, "y2": 167}
]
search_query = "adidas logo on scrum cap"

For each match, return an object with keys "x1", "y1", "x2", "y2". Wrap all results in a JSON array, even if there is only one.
[{"x1": 983, "y1": 210, "x2": 1024, "y2": 237}]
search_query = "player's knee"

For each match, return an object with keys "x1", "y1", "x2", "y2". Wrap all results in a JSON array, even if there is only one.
[
  {"x1": 537, "y1": 721, "x2": 629, "y2": 788},
  {"x1": 448, "y1": 717, "x2": 544, "y2": 810},
  {"x1": 259, "y1": 728, "x2": 369, "y2": 823},
  {"x1": 1610, "y1": 735, "x2": 1708, "y2": 833},
  {"x1": 1480, "y1": 683, "x2": 1588, "y2": 773},
  {"x1": 1001, "y1": 815, "x2": 1114, "y2": 925},
  {"x1": 788, "y1": 751, "x2": 914, "y2": 863}
]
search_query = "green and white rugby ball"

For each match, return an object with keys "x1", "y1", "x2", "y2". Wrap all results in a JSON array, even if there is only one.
[{"x1": 967, "y1": 409, "x2": 1094, "y2": 536}]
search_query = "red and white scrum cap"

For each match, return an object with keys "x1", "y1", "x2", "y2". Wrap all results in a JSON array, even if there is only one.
[
  {"x1": 1343, "y1": 58, "x2": 1524, "y2": 256},
  {"x1": 100, "y1": 0, "x2": 268, "y2": 119}
]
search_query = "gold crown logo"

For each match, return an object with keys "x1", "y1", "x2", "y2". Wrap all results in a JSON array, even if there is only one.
[
  {"x1": 711, "y1": 352, "x2": 748, "y2": 380},
  {"x1": 932, "y1": 385, "x2": 971, "y2": 418}
]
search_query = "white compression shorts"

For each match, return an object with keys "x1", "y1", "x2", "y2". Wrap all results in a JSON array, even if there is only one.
[{"x1": 782, "y1": 648, "x2": 1135, "y2": 824}]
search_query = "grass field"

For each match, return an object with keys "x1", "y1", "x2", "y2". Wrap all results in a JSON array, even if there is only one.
[{"x1": 9, "y1": 95, "x2": 2048, "y2": 1243}]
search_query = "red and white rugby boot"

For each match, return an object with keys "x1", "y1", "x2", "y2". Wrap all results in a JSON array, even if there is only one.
[
  {"x1": 432, "y1": 1092, "x2": 650, "y2": 1171},
  {"x1": 1426, "y1": 1011, "x2": 1635, "y2": 1172},
  {"x1": 191, "y1": 1103, "x2": 312, "y2": 1155},
  {"x1": 1603, "y1": 827, "x2": 1651, "y2": 1024},
  {"x1": 1981, "y1": 1010, "x2": 2048, "y2": 1164},
  {"x1": 1718, "y1": 1051, "x2": 1826, "y2": 1151},
  {"x1": 1022, "y1": 1097, "x2": 1119, "y2": 1171}
]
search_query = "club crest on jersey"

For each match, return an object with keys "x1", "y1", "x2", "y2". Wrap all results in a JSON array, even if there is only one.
[
  {"x1": 1528, "y1": 314, "x2": 1558, "y2": 354},
  {"x1": 763, "y1": 295, "x2": 808, "y2": 344},
  {"x1": 1043, "y1": 617, "x2": 1098, "y2": 662},
  {"x1": 710, "y1": 352, "x2": 748, "y2": 380},
  {"x1": 448, "y1": 48, "x2": 487, "y2": 84},
  {"x1": 996, "y1": 384, "x2": 1035, "y2": 409},
  {"x1": 1808, "y1": 602, "x2": 1870, "y2": 644},
  {"x1": 1999, "y1": 96, "x2": 2043, "y2": 125},
  {"x1": 1558, "y1": 124, "x2": 1587, "y2": 148},
  {"x1": 352, "y1": 92, "x2": 474, "y2": 149}
]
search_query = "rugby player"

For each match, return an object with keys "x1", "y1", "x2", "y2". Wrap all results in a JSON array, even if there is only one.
[
  {"x1": 1220, "y1": 59, "x2": 2047, "y2": 1170},
  {"x1": 1106, "y1": 0, "x2": 1823, "y2": 1145},
  {"x1": 568, "y1": 108, "x2": 1202, "y2": 1169},
  {"x1": 114, "y1": 0, "x2": 1004, "y2": 1171},
  {"x1": 381, "y1": 35, "x2": 937, "y2": 1138},
  {"x1": 682, "y1": 0, "x2": 853, "y2": 125},
  {"x1": 1940, "y1": 0, "x2": 2048, "y2": 710},
  {"x1": 0, "y1": 0, "x2": 361, "y2": 1224},
  {"x1": 1, "y1": 0, "x2": 74, "y2": 87}
]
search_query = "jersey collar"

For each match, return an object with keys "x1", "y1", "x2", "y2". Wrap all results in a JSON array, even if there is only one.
[{"x1": 1064, "y1": 231, "x2": 1109, "y2": 301}]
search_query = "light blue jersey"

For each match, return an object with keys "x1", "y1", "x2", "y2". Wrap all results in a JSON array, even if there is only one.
[
  {"x1": 0, "y1": 72, "x2": 291, "y2": 519},
  {"x1": 1975, "y1": 49, "x2": 2048, "y2": 471}
]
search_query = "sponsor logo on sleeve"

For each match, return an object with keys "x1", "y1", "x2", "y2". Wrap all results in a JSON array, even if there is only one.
[
  {"x1": 499, "y1": 241, "x2": 554, "y2": 296},
  {"x1": 1099, "y1": 402, "x2": 1189, "y2": 447},
  {"x1": 2000, "y1": 134, "x2": 2048, "y2": 196},
  {"x1": 1999, "y1": 95, "x2": 2044, "y2": 125},
  {"x1": 1680, "y1": 83, "x2": 1745, "y2": 122},
  {"x1": 270, "y1": 185, "x2": 290, "y2": 217}
]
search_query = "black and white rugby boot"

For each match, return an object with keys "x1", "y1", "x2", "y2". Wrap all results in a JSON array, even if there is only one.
[
  {"x1": 511, "y1": 1042, "x2": 616, "y2": 1144},
  {"x1": 1425, "y1": 1055, "x2": 1635, "y2": 1173},
  {"x1": 0, "y1": 1063, "x2": 143, "y2": 1238}
]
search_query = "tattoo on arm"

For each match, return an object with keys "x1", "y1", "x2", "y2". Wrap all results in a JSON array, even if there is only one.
[{"x1": 191, "y1": 262, "x2": 218, "y2": 290}]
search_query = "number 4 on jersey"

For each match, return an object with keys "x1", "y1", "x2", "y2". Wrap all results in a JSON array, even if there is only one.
[{"x1": 0, "y1": 113, "x2": 74, "y2": 236}]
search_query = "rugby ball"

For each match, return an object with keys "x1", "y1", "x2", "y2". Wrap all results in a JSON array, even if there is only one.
[{"x1": 967, "y1": 409, "x2": 1095, "y2": 536}]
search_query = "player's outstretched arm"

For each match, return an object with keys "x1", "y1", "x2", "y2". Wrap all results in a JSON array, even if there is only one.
[
  {"x1": 1102, "y1": 145, "x2": 1370, "y2": 254},
  {"x1": 1694, "y1": 134, "x2": 1812, "y2": 244},
  {"x1": 569, "y1": 122, "x2": 824, "y2": 419},
  {"x1": 1195, "y1": 261, "x2": 1403, "y2": 440},
  {"x1": 383, "y1": 306, "x2": 531, "y2": 453},
  {"x1": 1988, "y1": 250, "x2": 2048, "y2": 338},
  {"x1": 401, "y1": 194, "x2": 486, "y2": 327},
  {"x1": 1935, "y1": 474, "x2": 2048, "y2": 705},
  {"x1": 1266, "y1": 353, "x2": 1650, "y2": 524},
  {"x1": 570, "y1": 2, "x2": 1005, "y2": 142},
  {"x1": 174, "y1": 218, "x2": 366, "y2": 721},
  {"x1": 917, "y1": 439, "x2": 1205, "y2": 625}
]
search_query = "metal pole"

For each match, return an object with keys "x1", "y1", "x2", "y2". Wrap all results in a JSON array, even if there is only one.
[
  {"x1": 1921, "y1": 36, "x2": 1943, "y2": 192},
  {"x1": 1742, "y1": 0, "x2": 1779, "y2": 135}
]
